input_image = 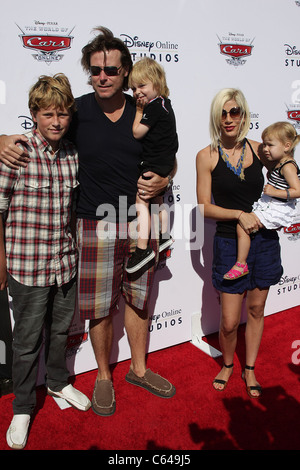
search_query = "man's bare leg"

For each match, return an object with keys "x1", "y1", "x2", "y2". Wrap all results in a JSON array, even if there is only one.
[
  {"x1": 124, "y1": 302, "x2": 148, "y2": 377},
  {"x1": 90, "y1": 315, "x2": 113, "y2": 380}
]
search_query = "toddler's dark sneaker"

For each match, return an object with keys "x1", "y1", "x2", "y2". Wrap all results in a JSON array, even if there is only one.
[
  {"x1": 159, "y1": 232, "x2": 174, "y2": 253},
  {"x1": 126, "y1": 247, "x2": 155, "y2": 273}
]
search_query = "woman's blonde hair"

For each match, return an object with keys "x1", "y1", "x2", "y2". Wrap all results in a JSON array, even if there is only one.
[
  {"x1": 28, "y1": 73, "x2": 76, "y2": 115},
  {"x1": 209, "y1": 88, "x2": 251, "y2": 151},
  {"x1": 128, "y1": 57, "x2": 169, "y2": 98},
  {"x1": 262, "y1": 121, "x2": 300, "y2": 156}
]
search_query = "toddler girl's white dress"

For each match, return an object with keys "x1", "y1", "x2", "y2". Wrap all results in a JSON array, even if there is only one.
[{"x1": 252, "y1": 160, "x2": 300, "y2": 229}]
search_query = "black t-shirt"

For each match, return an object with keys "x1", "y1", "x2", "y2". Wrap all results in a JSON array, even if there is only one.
[
  {"x1": 68, "y1": 93, "x2": 142, "y2": 222},
  {"x1": 211, "y1": 140, "x2": 264, "y2": 237},
  {"x1": 139, "y1": 96, "x2": 178, "y2": 177}
]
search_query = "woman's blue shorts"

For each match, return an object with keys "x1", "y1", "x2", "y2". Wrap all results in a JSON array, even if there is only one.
[{"x1": 212, "y1": 229, "x2": 283, "y2": 293}]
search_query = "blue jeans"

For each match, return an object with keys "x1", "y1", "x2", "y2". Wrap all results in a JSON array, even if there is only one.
[{"x1": 8, "y1": 275, "x2": 76, "y2": 415}]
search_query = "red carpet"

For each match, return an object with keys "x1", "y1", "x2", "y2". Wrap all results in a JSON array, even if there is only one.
[{"x1": 1, "y1": 305, "x2": 300, "y2": 451}]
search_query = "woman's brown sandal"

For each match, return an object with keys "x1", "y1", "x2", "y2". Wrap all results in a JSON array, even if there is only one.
[
  {"x1": 212, "y1": 363, "x2": 233, "y2": 391},
  {"x1": 242, "y1": 365, "x2": 262, "y2": 398}
]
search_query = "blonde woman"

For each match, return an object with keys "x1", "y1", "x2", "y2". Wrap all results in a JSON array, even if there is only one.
[{"x1": 196, "y1": 89, "x2": 283, "y2": 398}]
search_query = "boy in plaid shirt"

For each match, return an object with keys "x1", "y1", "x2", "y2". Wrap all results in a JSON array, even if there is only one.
[{"x1": 0, "y1": 74, "x2": 91, "y2": 450}]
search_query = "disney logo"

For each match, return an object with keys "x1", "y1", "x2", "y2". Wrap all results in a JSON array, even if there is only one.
[
  {"x1": 120, "y1": 34, "x2": 154, "y2": 52},
  {"x1": 18, "y1": 115, "x2": 34, "y2": 130},
  {"x1": 284, "y1": 44, "x2": 300, "y2": 55},
  {"x1": 279, "y1": 275, "x2": 299, "y2": 285}
]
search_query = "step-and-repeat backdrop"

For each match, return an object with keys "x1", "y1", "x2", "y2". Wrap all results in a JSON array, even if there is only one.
[{"x1": 1, "y1": 0, "x2": 300, "y2": 376}]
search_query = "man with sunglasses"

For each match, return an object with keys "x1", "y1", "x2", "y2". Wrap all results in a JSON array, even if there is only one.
[{"x1": 0, "y1": 26, "x2": 175, "y2": 418}]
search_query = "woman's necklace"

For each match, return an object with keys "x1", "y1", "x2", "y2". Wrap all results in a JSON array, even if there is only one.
[{"x1": 218, "y1": 139, "x2": 246, "y2": 180}]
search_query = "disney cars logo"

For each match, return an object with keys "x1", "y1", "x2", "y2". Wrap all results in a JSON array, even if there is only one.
[
  {"x1": 287, "y1": 110, "x2": 300, "y2": 122},
  {"x1": 219, "y1": 43, "x2": 253, "y2": 58},
  {"x1": 17, "y1": 25, "x2": 74, "y2": 63},
  {"x1": 218, "y1": 35, "x2": 255, "y2": 66},
  {"x1": 284, "y1": 223, "x2": 300, "y2": 234},
  {"x1": 67, "y1": 332, "x2": 88, "y2": 351},
  {"x1": 21, "y1": 35, "x2": 72, "y2": 52}
]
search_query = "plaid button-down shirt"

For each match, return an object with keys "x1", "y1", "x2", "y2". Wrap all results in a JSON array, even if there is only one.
[{"x1": 0, "y1": 130, "x2": 79, "y2": 287}]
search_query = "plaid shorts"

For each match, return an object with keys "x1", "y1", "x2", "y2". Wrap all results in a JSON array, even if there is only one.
[{"x1": 77, "y1": 219, "x2": 159, "y2": 321}]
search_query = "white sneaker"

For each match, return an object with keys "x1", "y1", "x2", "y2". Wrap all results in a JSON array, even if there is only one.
[
  {"x1": 6, "y1": 414, "x2": 30, "y2": 450},
  {"x1": 47, "y1": 384, "x2": 91, "y2": 411}
]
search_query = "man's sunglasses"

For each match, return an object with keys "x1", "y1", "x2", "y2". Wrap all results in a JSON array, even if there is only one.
[
  {"x1": 221, "y1": 107, "x2": 241, "y2": 121},
  {"x1": 90, "y1": 65, "x2": 122, "y2": 77}
]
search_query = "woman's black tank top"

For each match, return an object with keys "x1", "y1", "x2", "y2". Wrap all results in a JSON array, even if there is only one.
[{"x1": 211, "y1": 139, "x2": 264, "y2": 238}]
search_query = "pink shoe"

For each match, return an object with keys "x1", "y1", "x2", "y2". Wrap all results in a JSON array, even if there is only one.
[{"x1": 223, "y1": 262, "x2": 249, "y2": 280}]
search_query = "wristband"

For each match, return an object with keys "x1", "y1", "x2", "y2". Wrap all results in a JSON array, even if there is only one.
[{"x1": 286, "y1": 188, "x2": 290, "y2": 201}]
